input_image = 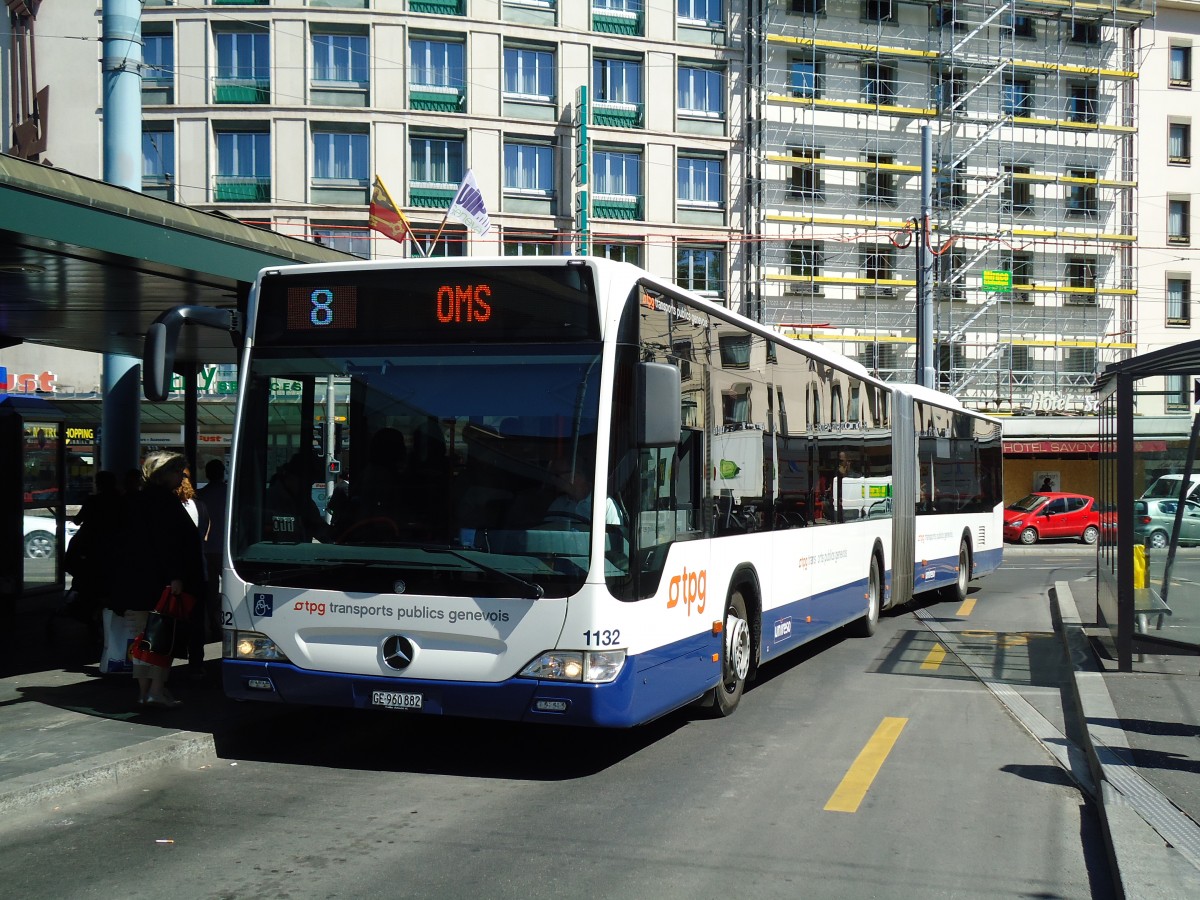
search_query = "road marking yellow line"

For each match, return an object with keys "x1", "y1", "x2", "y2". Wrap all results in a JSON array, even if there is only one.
[
  {"x1": 957, "y1": 597, "x2": 976, "y2": 617},
  {"x1": 824, "y1": 717, "x2": 908, "y2": 813},
  {"x1": 920, "y1": 643, "x2": 947, "y2": 670}
]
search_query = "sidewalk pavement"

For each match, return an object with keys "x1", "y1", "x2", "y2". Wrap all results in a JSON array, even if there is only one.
[{"x1": 1, "y1": 580, "x2": 1198, "y2": 899}]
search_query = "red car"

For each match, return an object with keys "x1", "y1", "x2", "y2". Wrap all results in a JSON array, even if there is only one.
[{"x1": 1003, "y1": 492, "x2": 1102, "y2": 545}]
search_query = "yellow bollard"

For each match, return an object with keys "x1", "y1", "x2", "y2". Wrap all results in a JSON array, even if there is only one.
[{"x1": 1133, "y1": 544, "x2": 1147, "y2": 590}]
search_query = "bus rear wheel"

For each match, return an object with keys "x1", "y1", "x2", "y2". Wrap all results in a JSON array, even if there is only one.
[
  {"x1": 942, "y1": 538, "x2": 970, "y2": 604},
  {"x1": 707, "y1": 589, "x2": 751, "y2": 717},
  {"x1": 850, "y1": 554, "x2": 881, "y2": 637}
]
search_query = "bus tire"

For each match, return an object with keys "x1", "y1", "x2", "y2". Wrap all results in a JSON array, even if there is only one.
[
  {"x1": 706, "y1": 588, "x2": 751, "y2": 717},
  {"x1": 942, "y1": 537, "x2": 971, "y2": 604},
  {"x1": 850, "y1": 553, "x2": 881, "y2": 638}
]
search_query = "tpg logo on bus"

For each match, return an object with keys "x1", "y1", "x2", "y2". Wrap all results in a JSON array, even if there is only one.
[{"x1": 666, "y1": 567, "x2": 706, "y2": 616}]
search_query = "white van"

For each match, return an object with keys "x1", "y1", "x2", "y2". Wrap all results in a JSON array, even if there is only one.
[{"x1": 1141, "y1": 473, "x2": 1200, "y2": 502}]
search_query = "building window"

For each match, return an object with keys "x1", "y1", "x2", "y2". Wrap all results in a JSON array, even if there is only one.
[
  {"x1": 410, "y1": 38, "x2": 465, "y2": 111},
  {"x1": 1169, "y1": 123, "x2": 1191, "y2": 164},
  {"x1": 504, "y1": 46, "x2": 555, "y2": 101},
  {"x1": 1066, "y1": 257, "x2": 1096, "y2": 290},
  {"x1": 595, "y1": 238, "x2": 642, "y2": 265},
  {"x1": 789, "y1": 57, "x2": 823, "y2": 99},
  {"x1": 215, "y1": 129, "x2": 270, "y2": 202},
  {"x1": 860, "y1": 153, "x2": 896, "y2": 204},
  {"x1": 789, "y1": 241, "x2": 823, "y2": 278},
  {"x1": 594, "y1": 57, "x2": 641, "y2": 105},
  {"x1": 141, "y1": 128, "x2": 175, "y2": 199},
  {"x1": 937, "y1": 68, "x2": 965, "y2": 110},
  {"x1": 1003, "y1": 165, "x2": 1032, "y2": 214},
  {"x1": 678, "y1": 65, "x2": 724, "y2": 118},
  {"x1": 504, "y1": 141, "x2": 554, "y2": 194},
  {"x1": 413, "y1": 225, "x2": 467, "y2": 258},
  {"x1": 677, "y1": 246, "x2": 723, "y2": 295},
  {"x1": 410, "y1": 136, "x2": 463, "y2": 188},
  {"x1": 312, "y1": 33, "x2": 368, "y2": 85},
  {"x1": 790, "y1": 0, "x2": 826, "y2": 14},
  {"x1": 1002, "y1": 76, "x2": 1032, "y2": 116},
  {"x1": 1011, "y1": 252, "x2": 1034, "y2": 302},
  {"x1": 860, "y1": 244, "x2": 893, "y2": 281},
  {"x1": 312, "y1": 131, "x2": 368, "y2": 186},
  {"x1": 1067, "y1": 169, "x2": 1097, "y2": 217},
  {"x1": 935, "y1": 164, "x2": 965, "y2": 208},
  {"x1": 936, "y1": 248, "x2": 965, "y2": 300},
  {"x1": 1169, "y1": 198, "x2": 1192, "y2": 244},
  {"x1": 1168, "y1": 278, "x2": 1192, "y2": 325},
  {"x1": 678, "y1": 155, "x2": 723, "y2": 207},
  {"x1": 789, "y1": 147, "x2": 822, "y2": 200},
  {"x1": 1167, "y1": 375, "x2": 1190, "y2": 411},
  {"x1": 678, "y1": 0, "x2": 722, "y2": 26},
  {"x1": 503, "y1": 233, "x2": 560, "y2": 255},
  {"x1": 594, "y1": 148, "x2": 641, "y2": 197},
  {"x1": 1069, "y1": 83, "x2": 1098, "y2": 123},
  {"x1": 931, "y1": 4, "x2": 965, "y2": 31},
  {"x1": 862, "y1": 0, "x2": 893, "y2": 23},
  {"x1": 861, "y1": 63, "x2": 895, "y2": 104},
  {"x1": 312, "y1": 224, "x2": 371, "y2": 258},
  {"x1": 1170, "y1": 45, "x2": 1192, "y2": 88},
  {"x1": 718, "y1": 334, "x2": 751, "y2": 370},
  {"x1": 215, "y1": 31, "x2": 270, "y2": 103},
  {"x1": 593, "y1": 56, "x2": 643, "y2": 127},
  {"x1": 143, "y1": 30, "x2": 174, "y2": 103},
  {"x1": 1071, "y1": 20, "x2": 1100, "y2": 45},
  {"x1": 1004, "y1": 14, "x2": 1035, "y2": 39}
]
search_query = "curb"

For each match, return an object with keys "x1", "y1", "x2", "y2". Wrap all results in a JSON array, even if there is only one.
[
  {"x1": 0, "y1": 730, "x2": 216, "y2": 815},
  {"x1": 1052, "y1": 580, "x2": 1200, "y2": 900}
]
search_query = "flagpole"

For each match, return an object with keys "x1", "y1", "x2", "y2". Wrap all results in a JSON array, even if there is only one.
[{"x1": 377, "y1": 178, "x2": 425, "y2": 258}]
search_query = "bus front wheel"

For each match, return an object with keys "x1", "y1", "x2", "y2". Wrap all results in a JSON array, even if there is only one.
[{"x1": 706, "y1": 589, "x2": 751, "y2": 717}]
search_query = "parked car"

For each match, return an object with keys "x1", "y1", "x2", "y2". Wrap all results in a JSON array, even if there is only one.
[
  {"x1": 1140, "y1": 473, "x2": 1200, "y2": 503},
  {"x1": 1133, "y1": 498, "x2": 1200, "y2": 549},
  {"x1": 22, "y1": 516, "x2": 78, "y2": 559},
  {"x1": 1003, "y1": 492, "x2": 1101, "y2": 545}
]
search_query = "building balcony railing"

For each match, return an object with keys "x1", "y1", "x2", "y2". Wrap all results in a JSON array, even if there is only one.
[
  {"x1": 593, "y1": 9, "x2": 642, "y2": 36},
  {"x1": 592, "y1": 101, "x2": 643, "y2": 128},
  {"x1": 410, "y1": 85, "x2": 465, "y2": 112},
  {"x1": 410, "y1": 183, "x2": 458, "y2": 208},
  {"x1": 411, "y1": 0, "x2": 464, "y2": 14},
  {"x1": 214, "y1": 79, "x2": 269, "y2": 104},
  {"x1": 214, "y1": 177, "x2": 270, "y2": 203},
  {"x1": 592, "y1": 193, "x2": 642, "y2": 220}
]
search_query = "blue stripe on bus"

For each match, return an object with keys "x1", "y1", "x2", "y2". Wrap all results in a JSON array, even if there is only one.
[{"x1": 222, "y1": 568, "x2": 890, "y2": 728}]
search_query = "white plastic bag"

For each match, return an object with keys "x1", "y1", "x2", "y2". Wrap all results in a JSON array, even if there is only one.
[{"x1": 100, "y1": 608, "x2": 138, "y2": 675}]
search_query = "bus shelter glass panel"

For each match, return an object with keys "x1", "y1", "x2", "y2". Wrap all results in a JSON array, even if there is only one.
[{"x1": 21, "y1": 420, "x2": 70, "y2": 594}]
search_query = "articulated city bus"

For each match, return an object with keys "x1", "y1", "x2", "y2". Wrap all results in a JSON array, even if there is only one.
[{"x1": 145, "y1": 256, "x2": 1003, "y2": 727}]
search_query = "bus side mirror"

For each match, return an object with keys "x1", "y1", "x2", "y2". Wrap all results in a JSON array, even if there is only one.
[
  {"x1": 637, "y1": 362, "x2": 681, "y2": 448},
  {"x1": 143, "y1": 305, "x2": 239, "y2": 401}
]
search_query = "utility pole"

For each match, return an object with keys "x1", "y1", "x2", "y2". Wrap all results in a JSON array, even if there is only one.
[{"x1": 916, "y1": 125, "x2": 936, "y2": 390}]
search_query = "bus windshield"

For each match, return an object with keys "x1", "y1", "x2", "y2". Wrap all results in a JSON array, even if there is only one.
[{"x1": 230, "y1": 343, "x2": 621, "y2": 599}]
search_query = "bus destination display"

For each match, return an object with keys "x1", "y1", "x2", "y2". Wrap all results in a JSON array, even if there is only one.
[{"x1": 257, "y1": 265, "x2": 599, "y2": 345}]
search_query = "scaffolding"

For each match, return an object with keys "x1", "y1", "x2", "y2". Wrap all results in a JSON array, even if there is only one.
[{"x1": 751, "y1": 0, "x2": 1154, "y2": 414}]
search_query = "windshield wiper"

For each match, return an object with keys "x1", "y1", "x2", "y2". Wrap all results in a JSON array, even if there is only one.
[{"x1": 426, "y1": 547, "x2": 545, "y2": 600}]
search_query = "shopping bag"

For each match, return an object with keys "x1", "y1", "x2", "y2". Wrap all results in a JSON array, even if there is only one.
[
  {"x1": 130, "y1": 588, "x2": 194, "y2": 668},
  {"x1": 130, "y1": 612, "x2": 180, "y2": 668},
  {"x1": 100, "y1": 608, "x2": 138, "y2": 675}
]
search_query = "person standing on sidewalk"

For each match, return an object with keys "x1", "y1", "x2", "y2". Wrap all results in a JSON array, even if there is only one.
[
  {"x1": 112, "y1": 452, "x2": 206, "y2": 709},
  {"x1": 176, "y1": 465, "x2": 212, "y2": 681},
  {"x1": 193, "y1": 459, "x2": 228, "y2": 677}
]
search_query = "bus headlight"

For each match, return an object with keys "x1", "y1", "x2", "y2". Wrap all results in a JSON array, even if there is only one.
[
  {"x1": 224, "y1": 630, "x2": 289, "y2": 662},
  {"x1": 520, "y1": 650, "x2": 626, "y2": 684}
]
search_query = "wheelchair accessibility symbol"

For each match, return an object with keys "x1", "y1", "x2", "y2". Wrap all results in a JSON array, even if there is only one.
[{"x1": 253, "y1": 593, "x2": 274, "y2": 617}]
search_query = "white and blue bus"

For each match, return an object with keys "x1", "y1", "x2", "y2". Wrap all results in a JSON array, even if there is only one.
[{"x1": 146, "y1": 256, "x2": 1003, "y2": 727}]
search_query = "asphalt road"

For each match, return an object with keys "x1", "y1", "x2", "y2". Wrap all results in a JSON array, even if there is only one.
[{"x1": 0, "y1": 547, "x2": 1113, "y2": 900}]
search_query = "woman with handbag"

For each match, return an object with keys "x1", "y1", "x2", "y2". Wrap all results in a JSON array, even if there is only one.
[{"x1": 114, "y1": 452, "x2": 207, "y2": 709}]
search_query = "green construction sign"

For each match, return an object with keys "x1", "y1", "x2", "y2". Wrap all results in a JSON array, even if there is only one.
[{"x1": 982, "y1": 269, "x2": 1013, "y2": 293}]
